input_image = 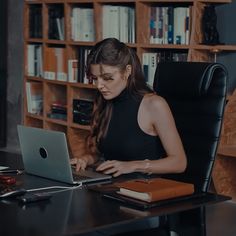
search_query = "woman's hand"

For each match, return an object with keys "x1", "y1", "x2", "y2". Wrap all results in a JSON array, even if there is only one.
[
  {"x1": 76, "y1": 158, "x2": 88, "y2": 171},
  {"x1": 73, "y1": 155, "x2": 97, "y2": 171},
  {"x1": 96, "y1": 160, "x2": 135, "y2": 177}
]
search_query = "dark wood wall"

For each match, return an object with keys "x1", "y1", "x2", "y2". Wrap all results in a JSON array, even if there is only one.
[{"x1": 0, "y1": 0, "x2": 7, "y2": 147}]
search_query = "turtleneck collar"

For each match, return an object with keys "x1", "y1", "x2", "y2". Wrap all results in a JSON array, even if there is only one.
[{"x1": 112, "y1": 88, "x2": 130, "y2": 104}]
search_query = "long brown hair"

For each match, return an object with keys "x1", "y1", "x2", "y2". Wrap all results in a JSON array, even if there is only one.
[{"x1": 86, "y1": 38, "x2": 152, "y2": 155}]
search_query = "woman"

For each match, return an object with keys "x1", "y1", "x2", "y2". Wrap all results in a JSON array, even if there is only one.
[{"x1": 76, "y1": 38, "x2": 187, "y2": 177}]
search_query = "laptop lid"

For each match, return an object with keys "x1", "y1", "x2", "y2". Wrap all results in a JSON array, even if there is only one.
[{"x1": 17, "y1": 125, "x2": 111, "y2": 185}]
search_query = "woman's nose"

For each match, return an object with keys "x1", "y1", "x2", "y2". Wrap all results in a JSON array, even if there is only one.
[{"x1": 96, "y1": 79, "x2": 105, "y2": 90}]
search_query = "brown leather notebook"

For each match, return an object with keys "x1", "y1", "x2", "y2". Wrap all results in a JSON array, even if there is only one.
[{"x1": 116, "y1": 178, "x2": 194, "y2": 203}]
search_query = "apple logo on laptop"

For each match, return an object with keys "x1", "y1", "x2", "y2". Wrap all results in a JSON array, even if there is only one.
[{"x1": 39, "y1": 147, "x2": 48, "y2": 159}]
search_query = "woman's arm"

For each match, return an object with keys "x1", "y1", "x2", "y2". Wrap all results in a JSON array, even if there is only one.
[{"x1": 143, "y1": 94, "x2": 187, "y2": 173}]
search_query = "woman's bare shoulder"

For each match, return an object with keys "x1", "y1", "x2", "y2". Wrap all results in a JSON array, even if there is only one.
[{"x1": 143, "y1": 93, "x2": 168, "y2": 110}]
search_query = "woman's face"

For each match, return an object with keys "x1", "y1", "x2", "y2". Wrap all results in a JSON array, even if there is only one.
[{"x1": 90, "y1": 64, "x2": 130, "y2": 100}]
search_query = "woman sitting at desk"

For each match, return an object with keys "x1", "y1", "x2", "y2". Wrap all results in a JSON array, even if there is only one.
[{"x1": 75, "y1": 37, "x2": 187, "y2": 177}]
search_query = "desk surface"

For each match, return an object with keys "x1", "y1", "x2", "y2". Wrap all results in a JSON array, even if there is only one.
[{"x1": 0, "y1": 151, "x2": 230, "y2": 236}]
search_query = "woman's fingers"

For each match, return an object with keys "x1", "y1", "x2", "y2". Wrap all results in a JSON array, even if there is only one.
[
  {"x1": 96, "y1": 161, "x2": 123, "y2": 177},
  {"x1": 76, "y1": 159, "x2": 87, "y2": 171},
  {"x1": 96, "y1": 160, "x2": 116, "y2": 171}
]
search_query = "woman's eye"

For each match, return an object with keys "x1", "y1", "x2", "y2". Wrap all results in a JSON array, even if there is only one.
[{"x1": 103, "y1": 76, "x2": 113, "y2": 81}]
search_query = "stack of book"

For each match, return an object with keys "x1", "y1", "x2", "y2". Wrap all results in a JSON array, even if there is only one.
[
  {"x1": 47, "y1": 102, "x2": 67, "y2": 121},
  {"x1": 73, "y1": 99, "x2": 94, "y2": 125}
]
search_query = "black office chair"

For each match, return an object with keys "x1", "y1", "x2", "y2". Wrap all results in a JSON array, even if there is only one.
[
  {"x1": 154, "y1": 62, "x2": 227, "y2": 192},
  {"x1": 115, "y1": 62, "x2": 227, "y2": 236},
  {"x1": 153, "y1": 61, "x2": 228, "y2": 236}
]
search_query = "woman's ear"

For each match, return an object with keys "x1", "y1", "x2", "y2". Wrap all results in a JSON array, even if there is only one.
[{"x1": 125, "y1": 65, "x2": 132, "y2": 79}]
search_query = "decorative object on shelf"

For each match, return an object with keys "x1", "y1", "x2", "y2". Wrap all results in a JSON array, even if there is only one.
[
  {"x1": 73, "y1": 99, "x2": 94, "y2": 125},
  {"x1": 202, "y1": 5, "x2": 221, "y2": 45}
]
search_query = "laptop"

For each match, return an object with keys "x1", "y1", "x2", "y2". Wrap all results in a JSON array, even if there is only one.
[{"x1": 17, "y1": 125, "x2": 112, "y2": 185}]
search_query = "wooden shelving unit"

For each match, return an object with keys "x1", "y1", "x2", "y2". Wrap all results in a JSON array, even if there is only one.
[{"x1": 23, "y1": 0, "x2": 236, "y2": 156}]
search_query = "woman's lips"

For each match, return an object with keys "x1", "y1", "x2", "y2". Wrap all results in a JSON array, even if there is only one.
[{"x1": 101, "y1": 91, "x2": 110, "y2": 96}]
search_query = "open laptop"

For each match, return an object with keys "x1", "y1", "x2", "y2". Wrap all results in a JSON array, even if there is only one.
[{"x1": 17, "y1": 125, "x2": 112, "y2": 185}]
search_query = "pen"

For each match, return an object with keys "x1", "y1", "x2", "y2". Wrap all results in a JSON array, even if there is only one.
[{"x1": 0, "y1": 170, "x2": 23, "y2": 175}]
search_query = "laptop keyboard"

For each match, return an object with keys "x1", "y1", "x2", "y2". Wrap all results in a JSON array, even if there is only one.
[
  {"x1": 72, "y1": 168, "x2": 112, "y2": 182},
  {"x1": 72, "y1": 170, "x2": 95, "y2": 181},
  {"x1": 73, "y1": 174, "x2": 92, "y2": 181}
]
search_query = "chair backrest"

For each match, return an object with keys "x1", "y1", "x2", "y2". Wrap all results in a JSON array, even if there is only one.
[{"x1": 153, "y1": 62, "x2": 227, "y2": 193}]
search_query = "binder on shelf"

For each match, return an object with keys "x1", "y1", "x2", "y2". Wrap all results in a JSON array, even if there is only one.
[
  {"x1": 44, "y1": 47, "x2": 67, "y2": 81},
  {"x1": 26, "y1": 81, "x2": 43, "y2": 115},
  {"x1": 102, "y1": 5, "x2": 135, "y2": 43},
  {"x1": 173, "y1": 7, "x2": 188, "y2": 45},
  {"x1": 55, "y1": 48, "x2": 67, "y2": 82},
  {"x1": 71, "y1": 7, "x2": 95, "y2": 42},
  {"x1": 44, "y1": 47, "x2": 57, "y2": 80},
  {"x1": 27, "y1": 44, "x2": 43, "y2": 77},
  {"x1": 68, "y1": 59, "x2": 78, "y2": 83}
]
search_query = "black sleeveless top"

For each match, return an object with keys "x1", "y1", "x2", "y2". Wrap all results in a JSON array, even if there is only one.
[{"x1": 98, "y1": 89, "x2": 166, "y2": 161}]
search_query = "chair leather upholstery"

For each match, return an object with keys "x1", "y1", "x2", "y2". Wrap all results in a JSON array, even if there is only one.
[
  {"x1": 114, "y1": 62, "x2": 228, "y2": 236},
  {"x1": 153, "y1": 62, "x2": 227, "y2": 193},
  {"x1": 152, "y1": 62, "x2": 228, "y2": 236}
]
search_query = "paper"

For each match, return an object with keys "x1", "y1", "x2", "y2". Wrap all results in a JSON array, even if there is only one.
[{"x1": 0, "y1": 166, "x2": 9, "y2": 170}]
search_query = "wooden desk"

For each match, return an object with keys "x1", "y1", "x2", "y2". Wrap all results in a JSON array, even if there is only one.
[
  {"x1": 0, "y1": 151, "x2": 230, "y2": 236},
  {"x1": 213, "y1": 146, "x2": 236, "y2": 200}
]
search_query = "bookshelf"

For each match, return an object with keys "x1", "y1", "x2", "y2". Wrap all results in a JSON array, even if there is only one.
[{"x1": 23, "y1": 0, "x2": 236, "y2": 156}]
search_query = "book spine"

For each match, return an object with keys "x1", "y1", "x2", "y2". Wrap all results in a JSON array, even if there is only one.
[{"x1": 68, "y1": 59, "x2": 78, "y2": 83}]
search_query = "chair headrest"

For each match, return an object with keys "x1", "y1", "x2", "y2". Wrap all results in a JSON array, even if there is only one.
[{"x1": 153, "y1": 62, "x2": 227, "y2": 98}]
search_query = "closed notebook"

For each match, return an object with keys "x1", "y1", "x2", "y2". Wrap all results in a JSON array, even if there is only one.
[{"x1": 116, "y1": 178, "x2": 194, "y2": 203}]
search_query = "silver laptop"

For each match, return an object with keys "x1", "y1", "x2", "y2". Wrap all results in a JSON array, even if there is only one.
[{"x1": 17, "y1": 125, "x2": 112, "y2": 185}]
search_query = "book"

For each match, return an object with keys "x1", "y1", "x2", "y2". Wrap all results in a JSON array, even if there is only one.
[
  {"x1": 71, "y1": 7, "x2": 95, "y2": 42},
  {"x1": 29, "y1": 5, "x2": 42, "y2": 38},
  {"x1": 54, "y1": 48, "x2": 67, "y2": 81},
  {"x1": 47, "y1": 102, "x2": 67, "y2": 121},
  {"x1": 44, "y1": 47, "x2": 67, "y2": 81},
  {"x1": 116, "y1": 178, "x2": 194, "y2": 203},
  {"x1": 148, "y1": 52, "x2": 157, "y2": 87},
  {"x1": 68, "y1": 59, "x2": 78, "y2": 83},
  {"x1": 73, "y1": 99, "x2": 94, "y2": 125},
  {"x1": 26, "y1": 81, "x2": 43, "y2": 114},
  {"x1": 48, "y1": 5, "x2": 64, "y2": 40},
  {"x1": 27, "y1": 44, "x2": 43, "y2": 77},
  {"x1": 44, "y1": 47, "x2": 57, "y2": 80},
  {"x1": 173, "y1": 7, "x2": 188, "y2": 45}
]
